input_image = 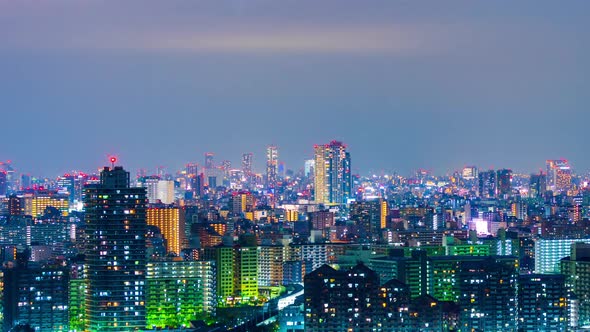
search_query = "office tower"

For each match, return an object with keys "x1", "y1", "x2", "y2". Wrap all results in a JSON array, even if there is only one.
[
  {"x1": 146, "y1": 260, "x2": 216, "y2": 329},
  {"x1": 547, "y1": 159, "x2": 571, "y2": 192},
  {"x1": 535, "y1": 238, "x2": 590, "y2": 274},
  {"x1": 561, "y1": 243, "x2": 590, "y2": 326},
  {"x1": 461, "y1": 166, "x2": 478, "y2": 180},
  {"x1": 2, "y1": 263, "x2": 69, "y2": 331},
  {"x1": 84, "y1": 165, "x2": 147, "y2": 331},
  {"x1": 313, "y1": 140, "x2": 352, "y2": 205},
  {"x1": 241, "y1": 153, "x2": 253, "y2": 175},
  {"x1": 204, "y1": 152, "x2": 214, "y2": 170},
  {"x1": 478, "y1": 170, "x2": 497, "y2": 199},
  {"x1": 529, "y1": 172, "x2": 547, "y2": 198},
  {"x1": 496, "y1": 169, "x2": 512, "y2": 197},
  {"x1": 518, "y1": 274, "x2": 568, "y2": 331},
  {"x1": 266, "y1": 145, "x2": 278, "y2": 188},
  {"x1": 458, "y1": 257, "x2": 518, "y2": 331},
  {"x1": 146, "y1": 206, "x2": 186, "y2": 255}
]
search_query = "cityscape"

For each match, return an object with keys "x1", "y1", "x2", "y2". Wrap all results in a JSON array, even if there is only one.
[
  {"x1": 1, "y1": 149, "x2": 590, "y2": 331},
  {"x1": 2, "y1": 1, "x2": 590, "y2": 331}
]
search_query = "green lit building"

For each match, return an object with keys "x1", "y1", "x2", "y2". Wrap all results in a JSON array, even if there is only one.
[
  {"x1": 445, "y1": 244, "x2": 490, "y2": 256},
  {"x1": 204, "y1": 246, "x2": 235, "y2": 303},
  {"x1": 68, "y1": 264, "x2": 86, "y2": 332},
  {"x1": 236, "y1": 246, "x2": 258, "y2": 300},
  {"x1": 146, "y1": 260, "x2": 216, "y2": 329},
  {"x1": 204, "y1": 244, "x2": 258, "y2": 304}
]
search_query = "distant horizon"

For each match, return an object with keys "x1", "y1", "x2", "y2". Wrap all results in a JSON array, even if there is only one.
[
  {"x1": 2, "y1": 152, "x2": 584, "y2": 179},
  {"x1": 2, "y1": 1, "x2": 588, "y2": 178}
]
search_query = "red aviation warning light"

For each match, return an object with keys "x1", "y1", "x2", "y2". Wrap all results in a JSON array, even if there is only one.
[{"x1": 110, "y1": 156, "x2": 117, "y2": 168}]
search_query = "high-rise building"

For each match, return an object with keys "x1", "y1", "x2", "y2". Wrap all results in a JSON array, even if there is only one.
[
  {"x1": 304, "y1": 264, "x2": 381, "y2": 332},
  {"x1": 146, "y1": 260, "x2": 216, "y2": 329},
  {"x1": 496, "y1": 169, "x2": 512, "y2": 197},
  {"x1": 546, "y1": 159, "x2": 571, "y2": 192},
  {"x1": 518, "y1": 274, "x2": 568, "y2": 331},
  {"x1": 2, "y1": 263, "x2": 70, "y2": 332},
  {"x1": 156, "y1": 180, "x2": 175, "y2": 204},
  {"x1": 258, "y1": 245, "x2": 286, "y2": 287},
  {"x1": 242, "y1": 153, "x2": 253, "y2": 176},
  {"x1": 304, "y1": 159, "x2": 315, "y2": 178},
  {"x1": 0, "y1": 171, "x2": 7, "y2": 196},
  {"x1": 235, "y1": 246, "x2": 258, "y2": 300},
  {"x1": 266, "y1": 145, "x2": 279, "y2": 189},
  {"x1": 304, "y1": 263, "x2": 440, "y2": 331},
  {"x1": 478, "y1": 170, "x2": 497, "y2": 199},
  {"x1": 535, "y1": 238, "x2": 590, "y2": 274},
  {"x1": 350, "y1": 200, "x2": 386, "y2": 240},
  {"x1": 84, "y1": 165, "x2": 147, "y2": 331},
  {"x1": 313, "y1": 141, "x2": 352, "y2": 205},
  {"x1": 230, "y1": 191, "x2": 255, "y2": 216},
  {"x1": 461, "y1": 166, "x2": 478, "y2": 180},
  {"x1": 139, "y1": 176, "x2": 160, "y2": 203},
  {"x1": 529, "y1": 172, "x2": 547, "y2": 198},
  {"x1": 147, "y1": 206, "x2": 186, "y2": 255},
  {"x1": 561, "y1": 242, "x2": 590, "y2": 327},
  {"x1": 458, "y1": 257, "x2": 518, "y2": 331},
  {"x1": 204, "y1": 152, "x2": 214, "y2": 170}
]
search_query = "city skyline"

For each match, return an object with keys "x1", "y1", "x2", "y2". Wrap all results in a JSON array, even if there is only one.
[{"x1": 2, "y1": 0, "x2": 589, "y2": 176}]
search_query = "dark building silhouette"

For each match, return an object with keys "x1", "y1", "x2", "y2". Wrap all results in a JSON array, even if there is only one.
[
  {"x1": 458, "y1": 257, "x2": 518, "y2": 331},
  {"x1": 2, "y1": 263, "x2": 69, "y2": 331},
  {"x1": 84, "y1": 166, "x2": 147, "y2": 330},
  {"x1": 518, "y1": 274, "x2": 568, "y2": 331}
]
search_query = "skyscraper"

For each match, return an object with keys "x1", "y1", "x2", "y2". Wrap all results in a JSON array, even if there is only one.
[
  {"x1": 84, "y1": 165, "x2": 147, "y2": 331},
  {"x1": 266, "y1": 145, "x2": 278, "y2": 188},
  {"x1": 241, "y1": 153, "x2": 253, "y2": 175},
  {"x1": 529, "y1": 171, "x2": 547, "y2": 198},
  {"x1": 478, "y1": 170, "x2": 497, "y2": 199},
  {"x1": 546, "y1": 159, "x2": 571, "y2": 192},
  {"x1": 204, "y1": 152, "x2": 214, "y2": 170},
  {"x1": 496, "y1": 169, "x2": 512, "y2": 197},
  {"x1": 313, "y1": 141, "x2": 352, "y2": 205}
]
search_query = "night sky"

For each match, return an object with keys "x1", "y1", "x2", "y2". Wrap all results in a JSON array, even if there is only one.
[{"x1": 1, "y1": 1, "x2": 588, "y2": 177}]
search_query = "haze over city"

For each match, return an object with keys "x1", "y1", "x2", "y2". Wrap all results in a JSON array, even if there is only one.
[{"x1": 2, "y1": 0, "x2": 589, "y2": 177}]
